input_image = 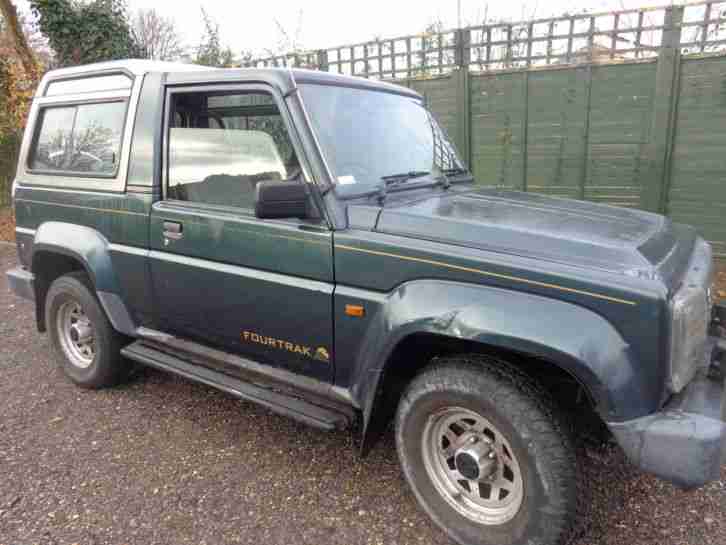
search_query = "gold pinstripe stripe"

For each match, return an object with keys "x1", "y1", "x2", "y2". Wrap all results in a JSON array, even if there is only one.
[
  {"x1": 335, "y1": 244, "x2": 637, "y2": 306},
  {"x1": 17, "y1": 199, "x2": 329, "y2": 245},
  {"x1": 17, "y1": 196, "x2": 632, "y2": 305},
  {"x1": 15, "y1": 198, "x2": 147, "y2": 217}
]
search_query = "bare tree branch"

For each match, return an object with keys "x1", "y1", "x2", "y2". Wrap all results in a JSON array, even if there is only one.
[{"x1": 132, "y1": 8, "x2": 183, "y2": 61}]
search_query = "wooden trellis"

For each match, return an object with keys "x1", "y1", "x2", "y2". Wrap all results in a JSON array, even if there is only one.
[{"x1": 246, "y1": 1, "x2": 726, "y2": 78}]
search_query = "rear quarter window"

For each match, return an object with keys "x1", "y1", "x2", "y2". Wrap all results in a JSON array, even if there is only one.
[{"x1": 29, "y1": 101, "x2": 128, "y2": 176}]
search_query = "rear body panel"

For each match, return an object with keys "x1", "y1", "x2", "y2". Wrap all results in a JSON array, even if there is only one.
[{"x1": 13, "y1": 186, "x2": 155, "y2": 325}]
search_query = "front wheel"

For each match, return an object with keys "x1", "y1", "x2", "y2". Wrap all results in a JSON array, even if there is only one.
[{"x1": 395, "y1": 354, "x2": 578, "y2": 545}]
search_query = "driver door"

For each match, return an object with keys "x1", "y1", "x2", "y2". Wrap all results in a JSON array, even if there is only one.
[{"x1": 148, "y1": 83, "x2": 334, "y2": 382}]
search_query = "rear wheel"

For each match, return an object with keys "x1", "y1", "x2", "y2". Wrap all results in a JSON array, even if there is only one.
[
  {"x1": 395, "y1": 354, "x2": 578, "y2": 545},
  {"x1": 45, "y1": 272, "x2": 129, "y2": 388}
]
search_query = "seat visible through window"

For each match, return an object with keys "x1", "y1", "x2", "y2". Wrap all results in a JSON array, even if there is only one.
[{"x1": 167, "y1": 90, "x2": 299, "y2": 209}]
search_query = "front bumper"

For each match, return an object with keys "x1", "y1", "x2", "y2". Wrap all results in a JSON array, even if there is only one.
[
  {"x1": 6, "y1": 267, "x2": 35, "y2": 301},
  {"x1": 609, "y1": 325, "x2": 725, "y2": 489}
]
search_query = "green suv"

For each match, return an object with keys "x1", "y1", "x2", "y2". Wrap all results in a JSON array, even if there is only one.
[{"x1": 6, "y1": 60, "x2": 726, "y2": 545}]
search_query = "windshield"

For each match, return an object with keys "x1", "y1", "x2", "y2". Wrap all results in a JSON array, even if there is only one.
[{"x1": 299, "y1": 84, "x2": 466, "y2": 197}]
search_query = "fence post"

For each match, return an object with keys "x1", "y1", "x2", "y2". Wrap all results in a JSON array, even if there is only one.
[
  {"x1": 316, "y1": 49, "x2": 329, "y2": 72},
  {"x1": 642, "y1": 5, "x2": 683, "y2": 213},
  {"x1": 455, "y1": 28, "x2": 471, "y2": 68},
  {"x1": 454, "y1": 29, "x2": 471, "y2": 169}
]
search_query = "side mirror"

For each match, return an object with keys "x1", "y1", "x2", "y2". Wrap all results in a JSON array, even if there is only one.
[{"x1": 254, "y1": 180, "x2": 309, "y2": 219}]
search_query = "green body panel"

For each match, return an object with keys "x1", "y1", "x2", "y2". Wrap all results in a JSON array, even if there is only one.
[
  {"x1": 14, "y1": 186, "x2": 154, "y2": 325},
  {"x1": 147, "y1": 201, "x2": 334, "y2": 382},
  {"x1": 7, "y1": 63, "x2": 712, "y2": 436},
  {"x1": 333, "y1": 278, "x2": 642, "y2": 423},
  {"x1": 14, "y1": 187, "x2": 152, "y2": 246},
  {"x1": 332, "y1": 226, "x2": 668, "y2": 421}
]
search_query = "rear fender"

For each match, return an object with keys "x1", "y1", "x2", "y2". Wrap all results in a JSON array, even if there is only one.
[{"x1": 31, "y1": 222, "x2": 136, "y2": 335}]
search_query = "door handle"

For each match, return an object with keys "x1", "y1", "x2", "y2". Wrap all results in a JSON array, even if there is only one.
[{"x1": 162, "y1": 220, "x2": 183, "y2": 240}]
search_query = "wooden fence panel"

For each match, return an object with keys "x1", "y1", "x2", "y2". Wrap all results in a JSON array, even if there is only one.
[
  {"x1": 585, "y1": 62, "x2": 657, "y2": 208},
  {"x1": 406, "y1": 76, "x2": 460, "y2": 148},
  {"x1": 160, "y1": 2, "x2": 726, "y2": 256},
  {"x1": 668, "y1": 56, "x2": 726, "y2": 258},
  {"x1": 525, "y1": 67, "x2": 589, "y2": 199},
  {"x1": 469, "y1": 72, "x2": 527, "y2": 189}
]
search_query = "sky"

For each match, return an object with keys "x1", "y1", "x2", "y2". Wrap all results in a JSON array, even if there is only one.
[{"x1": 16, "y1": 0, "x2": 674, "y2": 59}]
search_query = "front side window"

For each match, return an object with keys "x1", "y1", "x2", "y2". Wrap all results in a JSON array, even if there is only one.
[
  {"x1": 166, "y1": 90, "x2": 301, "y2": 209},
  {"x1": 29, "y1": 101, "x2": 127, "y2": 175},
  {"x1": 299, "y1": 84, "x2": 465, "y2": 197}
]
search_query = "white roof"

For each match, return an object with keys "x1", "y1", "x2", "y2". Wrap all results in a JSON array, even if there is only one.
[
  {"x1": 35, "y1": 59, "x2": 219, "y2": 98},
  {"x1": 42, "y1": 59, "x2": 218, "y2": 78}
]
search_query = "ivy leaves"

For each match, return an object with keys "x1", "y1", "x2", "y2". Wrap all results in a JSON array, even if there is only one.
[{"x1": 29, "y1": 0, "x2": 141, "y2": 67}]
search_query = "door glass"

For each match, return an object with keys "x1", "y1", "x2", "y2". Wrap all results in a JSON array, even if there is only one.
[
  {"x1": 167, "y1": 90, "x2": 301, "y2": 209},
  {"x1": 28, "y1": 106, "x2": 76, "y2": 171},
  {"x1": 28, "y1": 101, "x2": 127, "y2": 175},
  {"x1": 68, "y1": 102, "x2": 127, "y2": 173}
]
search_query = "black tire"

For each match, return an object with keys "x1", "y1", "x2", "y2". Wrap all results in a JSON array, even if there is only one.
[
  {"x1": 45, "y1": 271, "x2": 129, "y2": 389},
  {"x1": 395, "y1": 354, "x2": 578, "y2": 545}
]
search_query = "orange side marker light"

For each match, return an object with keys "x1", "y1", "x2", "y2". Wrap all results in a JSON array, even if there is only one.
[{"x1": 345, "y1": 304, "x2": 365, "y2": 317}]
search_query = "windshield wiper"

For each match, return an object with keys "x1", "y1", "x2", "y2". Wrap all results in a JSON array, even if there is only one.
[
  {"x1": 380, "y1": 170, "x2": 431, "y2": 185},
  {"x1": 440, "y1": 167, "x2": 469, "y2": 177},
  {"x1": 435, "y1": 167, "x2": 473, "y2": 190},
  {"x1": 375, "y1": 171, "x2": 431, "y2": 205}
]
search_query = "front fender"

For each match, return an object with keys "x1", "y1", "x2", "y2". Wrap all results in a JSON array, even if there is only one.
[
  {"x1": 335, "y1": 280, "x2": 649, "y2": 436},
  {"x1": 31, "y1": 222, "x2": 136, "y2": 335}
]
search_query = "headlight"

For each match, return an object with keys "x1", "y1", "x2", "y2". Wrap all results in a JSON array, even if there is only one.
[
  {"x1": 669, "y1": 285, "x2": 709, "y2": 392},
  {"x1": 667, "y1": 238, "x2": 713, "y2": 393}
]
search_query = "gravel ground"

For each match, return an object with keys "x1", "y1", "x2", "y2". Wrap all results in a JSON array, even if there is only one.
[{"x1": 0, "y1": 243, "x2": 725, "y2": 545}]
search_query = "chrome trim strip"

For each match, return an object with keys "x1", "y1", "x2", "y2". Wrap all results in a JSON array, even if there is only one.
[
  {"x1": 12, "y1": 183, "x2": 124, "y2": 197},
  {"x1": 335, "y1": 283, "x2": 389, "y2": 304},
  {"x1": 108, "y1": 243, "x2": 149, "y2": 257},
  {"x1": 15, "y1": 227, "x2": 36, "y2": 236},
  {"x1": 149, "y1": 250, "x2": 334, "y2": 293}
]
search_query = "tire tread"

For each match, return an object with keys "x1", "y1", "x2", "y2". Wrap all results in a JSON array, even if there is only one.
[
  {"x1": 45, "y1": 271, "x2": 128, "y2": 389},
  {"x1": 395, "y1": 353, "x2": 581, "y2": 545}
]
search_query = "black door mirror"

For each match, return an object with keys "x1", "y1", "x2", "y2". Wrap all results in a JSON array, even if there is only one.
[{"x1": 254, "y1": 180, "x2": 309, "y2": 219}]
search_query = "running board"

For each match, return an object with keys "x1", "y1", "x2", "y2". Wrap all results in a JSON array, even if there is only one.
[{"x1": 121, "y1": 341, "x2": 350, "y2": 431}]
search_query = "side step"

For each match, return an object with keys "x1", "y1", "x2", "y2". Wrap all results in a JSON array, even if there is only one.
[{"x1": 121, "y1": 341, "x2": 349, "y2": 431}]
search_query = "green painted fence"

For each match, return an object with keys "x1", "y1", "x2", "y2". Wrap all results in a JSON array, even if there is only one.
[
  {"x1": 252, "y1": 1, "x2": 726, "y2": 258},
  {"x1": 403, "y1": 53, "x2": 726, "y2": 257}
]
